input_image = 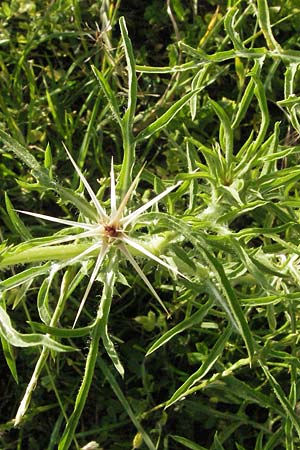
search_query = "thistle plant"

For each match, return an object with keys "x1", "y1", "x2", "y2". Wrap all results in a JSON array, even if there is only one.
[
  {"x1": 0, "y1": 16, "x2": 199, "y2": 450},
  {"x1": 7, "y1": 152, "x2": 187, "y2": 450},
  {"x1": 2, "y1": 3, "x2": 300, "y2": 450},
  {"x1": 17, "y1": 147, "x2": 185, "y2": 328}
]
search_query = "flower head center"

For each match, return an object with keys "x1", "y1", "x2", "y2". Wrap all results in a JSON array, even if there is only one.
[{"x1": 104, "y1": 223, "x2": 119, "y2": 238}]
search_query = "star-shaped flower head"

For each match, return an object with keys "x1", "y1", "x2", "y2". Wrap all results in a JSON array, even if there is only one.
[{"x1": 18, "y1": 147, "x2": 186, "y2": 327}]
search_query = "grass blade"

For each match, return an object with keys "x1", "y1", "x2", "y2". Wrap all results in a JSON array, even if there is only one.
[
  {"x1": 146, "y1": 298, "x2": 213, "y2": 356},
  {"x1": 166, "y1": 325, "x2": 232, "y2": 407},
  {"x1": 170, "y1": 435, "x2": 208, "y2": 450},
  {"x1": 98, "y1": 357, "x2": 156, "y2": 450}
]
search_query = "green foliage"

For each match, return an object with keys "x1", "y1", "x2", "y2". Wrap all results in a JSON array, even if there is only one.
[{"x1": 1, "y1": 1, "x2": 300, "y2": 450}]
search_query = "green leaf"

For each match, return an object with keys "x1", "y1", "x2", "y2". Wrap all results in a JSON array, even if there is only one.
[
  {"x1": 98, "y1": 265, "x2": 124, "y2": 378},
  {"x1": 257, "y1": 0, "x2": 282, "y2": 52},
  {"x1": 91, "y1": 65, "x2": 121, "y2": 126},
  {"x1": 180, "y1": 41, "x2": 266, "y2": 63},
  {"x1": 0, "y1": 263, "x2": 52, "y2": 289},
  {"x1": 260, "y1": 362, "x2": 300, "y2": 438},
  {"x1": 5, "y1": 193, "x2": 32, "y2": 240},
  {"x1": 98, "y1": 357, "x2": 156, "y2": 450},
  {"x1": 166, "y1": 325, "x2": 232, "y2": 407},
  {"x1": 251, "y1": 74, "x2": 269, "y2": 151},
  {"x1": 200, "y1": 248, "x2": 254, "y2": 360},
  {"x1": 0, "y1": 128, "x2": 40, "y2": 170},
  {"x1": 170, "y1": 435, "x2": 208, "y2": 450},
  {"x1": 0, "y1": 306, "x2": 73, "y2": 352},
  {"x1": 1, "y1": 335, "x2": 18, "y2": 383},
  {"x1": 0, "y1": 130, "x2": 97, "y2": 222},
  {"x1": 212, "y1": 433, "x2": 226, "y2": 450},
  {"x1": 0, "y1": 242, "x2": 92, "y2": 269},
  {"x1": 170, "y1": 0, "x2": 185, "y2": 21},
  {"x1": 222, "y1": 376, "x2": 284, "y2": 416},
  {"x1": 280, "y1": 64, "x2": 300, "y2": 133},
  {"x1": 210, "y1": 98, "x2": 233, "y2": 165},
  {"x1": 28, "y1": 322, "x2": 93, "y2": 338},
  {"x1": 224, "y1": 7, "x2": 246, "y2": 52},
  {"x1": 146, "y1": 298, "x2": 213, "y2": 355},
  {"x1": 136, "y1": 61, "x2": 199, "y2": 73},
  {"x1": 44, "y1": 142, "x2": 53, "y2": 174},
  {"x1": 119, "y1": 16, "x2": 137, "y2": 130},
  {"x1": 206, "y1": 280, "x2": 240, "y2": 333},
  {"x1": 135, "y1": 89, "x2": 201, "y2": 142},
  {"x1": 232, "y1": 64, "x2": 256, "y2": 129},
  {"x1": 37, "y1": 274, "x2": 55, "y2": 325}
]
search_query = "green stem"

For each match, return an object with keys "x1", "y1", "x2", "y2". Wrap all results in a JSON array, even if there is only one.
[
  {"x1": 58, "y1": 316, "x2": 103, "y2": 450},
  {"x1": 14, "y1": 346, "x2": 50, "y2": 426},
  {"x1": 14, "y1": 269, "x2": 74, "y2": 425},
  {"x1": 117, "y1": 17, "x2": 137, "y2": 197},
  {"x1": 58, "y1": 256, "x2": 117, "y2": 450},
  {"x1": 118, "y1": 128, "x2": 136, "y2": 197},
  {"x1": 0, "y1": 231, "x2": 178, "y2": 269},
  {"x1": 0, "y1": 243, "x2": 92, "y2": 268}
]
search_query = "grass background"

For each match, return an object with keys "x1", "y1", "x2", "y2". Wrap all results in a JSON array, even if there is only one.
[{"x1": 1, "y1": 0, "x2": 300, "y2": 449}]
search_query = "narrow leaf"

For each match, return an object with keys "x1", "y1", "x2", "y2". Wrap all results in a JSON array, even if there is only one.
[
  {"x1": 201, "y1": 247, "x2": 254, "y2": 360},
  {"x1": 1, "y1": 335, "x2": 18, "y2": 383},
  {"x1": 5, "y1": 193, "x2": 32, "y2": 240},
  {"x1": 119, "y1": 16, "x2": 137, "y2": 128},
  {"x1": 91, "y1": 66, "x2": 121, "y2": 125},
  {"x1": 135, "y1": 89, "x2": 201, "y2": 142},
  {"x1": 98, "y1": 357, "x2": 156, "y2": 450},
  {"x1": 210, "y1": 98, "x2": 233, "y2": 165},
  {"x1": 146, "y1": 298, "x2": 213, "y2": 355},
  {"x1": 0, "y1": 306, "x2": 73, "y2": 352},
  {"x1": 257, "y1": 0, "x2": 282, "y2": 52},
  {"x1": 170, "y1": 435, "x2": 208, "y2": 450},
  {"x1": 0, "y1": 128, "x2": 40, "y2": 170},
  {"x1": 0, "y1": 264, "x2": 52, "y2": 290},
  {"x1": 260, "y1": 362, "x2": 300, "y2": 437},
  {"x1": 166, "y1": 325, "x2": 232, "y2": 407}
]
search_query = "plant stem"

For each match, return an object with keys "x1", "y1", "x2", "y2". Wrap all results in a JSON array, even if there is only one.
[
  {"x1": 0, "y1": 243, "x2": 92, "y2": 268},
  {"x1": 14, "y1": 346, "x2": 50, "y2": 426},
  {"x1": 0, "y1": 232, "x2": 178, "y2": 268},
  {"x1": 14, "y1": 269, "x2": 74, "y2": 425},
  {"x1": 118, "y1": 16, "x2": 137, "y2": 197},
  {"x1": 118, "y1": 130, "x2": 136, "y2": 197},
  {"x1": 58, "y1": 256, "x2": 117, "y2": 450},
  {"x1": 58, "y1": 316, "x2": 103, "y2": 450}
]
